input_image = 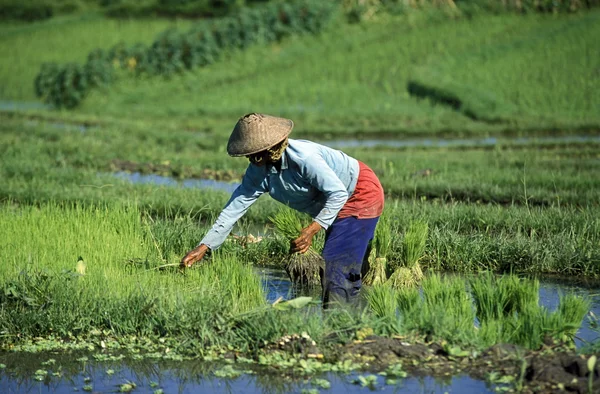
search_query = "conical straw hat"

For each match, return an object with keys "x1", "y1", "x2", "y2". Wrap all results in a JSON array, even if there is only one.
[{"x1": 227, "y1": 113, "x2": 294, "y2": 156}]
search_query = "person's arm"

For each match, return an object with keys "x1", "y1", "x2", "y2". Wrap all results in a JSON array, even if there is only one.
[
  {"x1": 181, "y1": 166, "x2": 266, "y2": 267},
  {"x1": 302, "y1": 154, "x2": 350, "y2": 229},
  {"x1": 290, "y1": 155, "x2": 349, "y2": 254}
]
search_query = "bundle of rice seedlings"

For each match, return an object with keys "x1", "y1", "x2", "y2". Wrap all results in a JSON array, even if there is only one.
[
  {"x1": 269, "y1": 207, "x2": 323, "y2": 287},
  {"x1": 387, "y1": 220, "x2": 428, "y2": 288},
  {"x1": 363, "y1": 213, "x2": 390, "y2": 286}
]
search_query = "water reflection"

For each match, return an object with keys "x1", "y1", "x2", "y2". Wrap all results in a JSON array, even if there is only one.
[
  {"x1": 322, "y1": 135, "x2": 600, "y2": 149},
  {"x1": 0, "y1": 353, "x2": 495, "y2": 394},
  {"x1": 112, "y1": 171, "x2": 241, "y2": 194}
]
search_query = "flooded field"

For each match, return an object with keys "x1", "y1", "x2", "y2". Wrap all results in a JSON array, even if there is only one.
[
  {"x1": 0, "y1": 353, "x2": 495, "y2": 394},
  {"x1": 261, "y1": 269, "x2": 600, "y2": 348},
  {"x1": 1, "y1": 272, "x2": 597, "y2": 394}
]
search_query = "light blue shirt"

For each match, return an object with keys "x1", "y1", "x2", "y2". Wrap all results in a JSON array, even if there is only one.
[{"x1": 200, "y1": 139, "x2": 360, "y2": 250}]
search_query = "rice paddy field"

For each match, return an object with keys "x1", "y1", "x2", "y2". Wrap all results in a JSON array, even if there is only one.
[{"x1": 1, "y1": 1, "x2": 600, "y2": 393}]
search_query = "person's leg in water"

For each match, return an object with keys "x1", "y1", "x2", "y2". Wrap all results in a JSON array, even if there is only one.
[{"x1": 321, "y1": 216, "x2": 379, "y2": 309}]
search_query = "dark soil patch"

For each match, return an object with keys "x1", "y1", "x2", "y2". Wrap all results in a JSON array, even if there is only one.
[{"x1": 334, "y1": 336, "x2": 600, "y2": 393}]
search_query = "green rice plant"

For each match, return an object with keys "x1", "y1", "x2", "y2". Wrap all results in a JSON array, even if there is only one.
[
  {"x1": 387, "y1": 220, "x2": 428, "y2": 288},
  {"x1": 402, "y1": 275, "x2": 476, "y2": 344},
  {"x1": 0, "y1": 203, "x2": 266, "y2": 341},
  {"x1": 269, "y1": 206, "x2": 323, "y2": 287},
  {"x1": 396, "y1": 286, "x2": 421, "y2": 315},
  {"x1": 365, "y1": 284, "x2": 397, "y2": 322},
  {"x1": 374, "y1": 212, "x2": 392, "y2": 258},
  {"x1": 470, "y1": 273, "x2": 539, "y2": 323},
  {"x1": 422, "y1": 274, "x2": 472, "y2": 318},
  {"x1": 402, "y1": 220, "x2": 428, "y2": 270},
  {"x1": 554, "y1": 293, "x2": 591, "y2": 341},
  {"x1": 477, "y1": 288, "x2": 589, "y2": 349}
]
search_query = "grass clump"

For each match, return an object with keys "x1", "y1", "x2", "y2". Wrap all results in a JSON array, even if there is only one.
[
  {"x1": 269, "y1": 206, "x2": 323, "y2": 287},
  {"x1": 471, "y1": 273, "x2": 590, "y2": 348},
  {"x1": 387, "y1": 220, "x2": 428, "y2": 288},
  {"x1": 470, "y1": 272, "x2": 539, "y2": 323}
]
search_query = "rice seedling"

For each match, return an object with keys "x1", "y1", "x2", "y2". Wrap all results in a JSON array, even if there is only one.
[
  {"x1": 387, "y1": 220, "x2": 428, "y2": 288},
  {"x1": 470, "y1": 273, "x2": 539, "y2": 323},
  {"x1": 396, "y1": 286, "x2": 421, "y2": 315},
  {"x1": 0, "y1": 203, "x2": 266, "y2": 341},
  {"x1": 471, "y1": 274, "x2": 589, "y2": 349},
  {"x1": 554, "y1": 293, "x2": 591, "y2": 341},
  {"x1": 269, "y1": 206, "x2": 323, "y2": 287},
  {"x1": 365, "y1": 284, "x2": 397, "y2": 323},
  {"x1": 363, "y1": 212, "x2": 390, "y2": 286},
  {"x1": 404, "y1": 274, "x2": 476, "y2": 343}
]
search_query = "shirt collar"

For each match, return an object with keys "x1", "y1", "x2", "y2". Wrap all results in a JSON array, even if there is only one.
[
  {"x1": 280, "y1": 149, "x2": 289, "y2": 170},
  {"x1": 267, "y1": 149, "x2": 289, "y2": 173}
]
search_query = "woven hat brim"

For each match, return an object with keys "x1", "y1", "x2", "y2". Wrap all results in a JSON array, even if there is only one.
[{"x1": 227, "y1": 114, "x2": 294, "y2": 157}]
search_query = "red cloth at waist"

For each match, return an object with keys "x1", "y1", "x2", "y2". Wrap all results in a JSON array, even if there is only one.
[{"x1": 338, "y1": 161, "x2": 384, "y2": 219}]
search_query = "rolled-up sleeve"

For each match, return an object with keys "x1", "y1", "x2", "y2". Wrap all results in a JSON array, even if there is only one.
[
  {"x1": 199, "y1": 166, "x2": 267, "y2": 250},
  {"x1": 302, "y1": 155, "x2": 349, "y2": 229}
]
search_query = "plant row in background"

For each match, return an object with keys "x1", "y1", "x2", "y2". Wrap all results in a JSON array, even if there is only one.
[
  {"x1": 33, "y1": 0, "x2": 339, "y2": 108},
  {"x1": 0, "y1": 0, "x2": 272, "y2": 21},
  {"x1": 4, "y1": 0, "x2": 598, "y2": 23}
]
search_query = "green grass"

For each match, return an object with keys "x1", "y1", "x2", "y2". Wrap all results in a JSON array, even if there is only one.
[
  {"x1": 0, "y1": 13, "x2": 193, "y2": 100},
  {"x1": 366, "y1": 273, "x2": 590, "y2": 349},
  {"x1": 1, "y1": 115, "x2": 598, "y2": 277},
  {"x1": 0, "y1": 203, "x2": 265, "y2": 340},
  {"x1": 2, "y1": 9, "x2": 599, "y2": 134}
]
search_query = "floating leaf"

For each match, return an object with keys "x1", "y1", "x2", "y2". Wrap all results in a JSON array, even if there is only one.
[{"x1": 273, "y1": 296, "x2": 313, "y2": 311}]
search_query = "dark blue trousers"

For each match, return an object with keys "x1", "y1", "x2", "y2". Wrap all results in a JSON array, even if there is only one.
[{"x1": 321, "y1": 216, "x2": 379, "y2": 308}]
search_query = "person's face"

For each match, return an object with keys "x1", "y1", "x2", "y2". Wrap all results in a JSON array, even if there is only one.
[{"x1": 246, "y1": 150, "x2": 268, "y2": 167}]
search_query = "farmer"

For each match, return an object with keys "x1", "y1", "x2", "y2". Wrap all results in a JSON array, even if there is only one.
[{"x1": 181, "y1": 113, "x2": 384, "y2": 308}]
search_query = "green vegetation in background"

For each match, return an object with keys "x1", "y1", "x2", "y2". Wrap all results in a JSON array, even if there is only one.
[
  {"x1": 0, "y1": 0, "x2": 97, "y2": 21},
  {"x1": 74, "y1": 10, "x2": 600, "y2": 134},
  {"x1": 0, "y1": 0, "x2": 271, "y2": 21},
  {"x1": 4, "y1": 0, "x2": 597, "y2": 23},
  {"x1": 33, "y1": 0, "x2": 339, "y2": 108},
  {"x1": 0, "y1": 15, "x2": 194, "y2": 100},
  {"x1": 103, "y1": 0, "x2": 273, "y2": 18},
  {"x1": 2, "y1": 5, "x2": 598, "y2": 133}
]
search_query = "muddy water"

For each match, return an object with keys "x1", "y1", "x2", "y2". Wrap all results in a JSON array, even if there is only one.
[
  {"x1": 259, "y1": 269, "x2": 600, "y2": 348},
  {"x1": 0, "y1": 354, "x2": 495, "y2": 394}
]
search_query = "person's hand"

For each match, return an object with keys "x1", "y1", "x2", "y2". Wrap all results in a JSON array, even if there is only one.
[
  {"x1": 290, "y1": 222, "x2": 322, "y2": 254},
  {"x1": 180, "y1": 244, "x2": 210, "y2": 268}
]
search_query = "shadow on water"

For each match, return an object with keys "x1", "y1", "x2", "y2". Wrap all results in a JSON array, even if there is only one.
[
  {"x1": 320, "y1": 135, "x2": 600, "y2": 149},
  {"x1": 0, "y1": 352, "x2": 496, "y2": 394},
  {"x1": 112, "y1": 171, "x2": 241, "y2": 194}
]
